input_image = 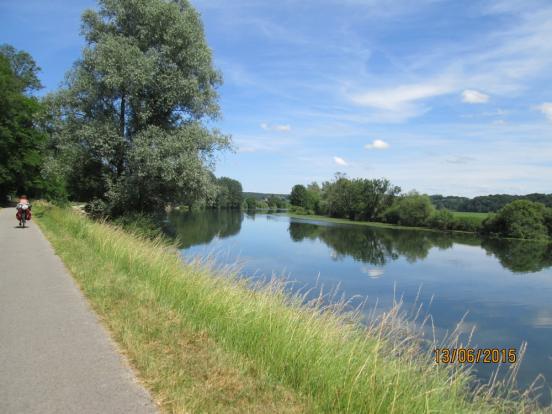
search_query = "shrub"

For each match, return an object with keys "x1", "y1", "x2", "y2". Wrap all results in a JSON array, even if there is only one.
[
  {"x1": 256, "y1": 200, "x2": 269, "y2": 209},
  {"x1": 450, "y1": 216, "x2": 483, "y2": 232},
  {"x1": 244, "y1": 197, "x2": 257, "y2": 210},
  {"x1": 382, "y1": 204, "x2": 401, "y2": 224},
  {"x1": 481, "y1": 200, "x2": 550, "y2": 240},
  {"x1": 84, "y1": 198, "x2": 109, "y2": 219},
  {"x1": 384, "y1": 193, "x2": 434, "y2": 227},
  {"x1": 428, "y1": 209, "x2": 454, "y2": 230},
  {"x1": 289, "y1": 205, "x2": 314, "y2": 215}
]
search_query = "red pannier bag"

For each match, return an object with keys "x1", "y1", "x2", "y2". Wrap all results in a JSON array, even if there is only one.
[{"x1": 16, "y1": 209, "x2": 31, "y2": 220}]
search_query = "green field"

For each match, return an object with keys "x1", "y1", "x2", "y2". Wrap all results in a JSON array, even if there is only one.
[
  {"x1": 450, "y1": 211, "x2": 491, "y2": 229},
  {"x1": 452, "y1": 211, "x2": 491, "y2": 219}
]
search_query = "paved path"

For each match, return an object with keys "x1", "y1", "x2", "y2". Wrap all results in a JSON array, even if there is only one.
[{"x1": 0, "y1": 208, "x2": 157, "y2": 414}]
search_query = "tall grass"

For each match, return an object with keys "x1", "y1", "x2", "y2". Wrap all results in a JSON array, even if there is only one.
[
  {"x1": 452, "y1": 212, "x2": 491, "y2": 219},
  {"x1": 36, "y1": 204, "x2": 541, "y2": 413}
]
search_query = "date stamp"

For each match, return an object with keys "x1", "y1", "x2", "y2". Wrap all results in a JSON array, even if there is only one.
[{"x1": 433, "y1": 348, "x2": 517, "y2": 364}]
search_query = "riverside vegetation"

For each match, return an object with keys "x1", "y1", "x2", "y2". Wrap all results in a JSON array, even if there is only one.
[
  {"x1": 34, "y1": 202, "x2": 544, "y2": 413},
  {"x1": 289, "y1": 176, "x2": 552, "y2": 241}
]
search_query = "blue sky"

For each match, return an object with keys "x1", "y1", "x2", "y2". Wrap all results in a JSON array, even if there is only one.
[{"x1": 1, "y1": 0, "x2": 551, "y2": 196}]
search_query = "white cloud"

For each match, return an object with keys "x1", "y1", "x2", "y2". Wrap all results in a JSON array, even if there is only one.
[
  {"x1": 537, "y1": 102, "x2": 552, "y2": 121},
  {"x1": 350, "y1": 81, "x2": 454, "y2": 111},
  {"x1": 347, "y1": 80, "x2": 456, "y2": 121},
  {"x1": 344, "y1": 4, "x2": 552, "y2": 121},
  {"x1": 462, "y1": 89, "x2": 489, "y2": 103},
  {"x1": 260, "y1": 122, "x2": 291, "y2": 132},
  {"x1": 333, "y1": 156, "x2": 348, "y2": 166},
  {"x1": 364, "y1": 139, "x2": 389, "y2": 150},
  {"x1": 275, "y1": 124, "x2": 291, "y2": 132}
]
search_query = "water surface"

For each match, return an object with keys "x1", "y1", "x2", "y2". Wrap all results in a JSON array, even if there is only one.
[{"x1": 168, "y1": 210, "x2": 552, "y2": 396}]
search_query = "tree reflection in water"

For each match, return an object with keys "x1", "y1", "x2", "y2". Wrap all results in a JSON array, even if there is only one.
[
  {"x1": 287, "y1": 220, "x2": 552, "y2": 274},
  {"x1": 166, "y1": 209, "x2": 243, "y2": 249},
  {"x1": 481, "y1": 238, "x2": 552, "y2": 273},
  {"x1": 166, "y1": 211, "x2": 552, "y2": 274}
]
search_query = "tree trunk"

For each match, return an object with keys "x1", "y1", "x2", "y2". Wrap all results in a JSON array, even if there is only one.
[{"x1": 117, "y1": 94, "x2": 126, "y2": 177}]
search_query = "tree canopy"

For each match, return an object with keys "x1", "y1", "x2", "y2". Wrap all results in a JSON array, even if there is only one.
[
  {"x1": 290, "y1": 185, "x2": 308, "y2": 208},
  {"x1": 384, "y1": 192, "x2": 434, "y2": 227},
  {"x1": 45, "y1": 0, "x2": 229, "y2": 214},
  {"x1": 430, "y1": 193, "x2": 552, "y2": 212},
  {"x1": 291, "y1": 174, "x2": 400, "y2": 220},
  {"x1": 213, "y1": 177, "x2": 243, "y2": 209},
  {"x1": 0, "y1": 45, "x2": 45, "y2": 201},
  {"x1": 481, "y1": 200, "x2": 551, "y2": 240}
]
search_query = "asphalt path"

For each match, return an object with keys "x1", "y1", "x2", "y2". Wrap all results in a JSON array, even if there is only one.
[{"x1": 0, "y1": 208, "x2": 157, "y2": 413}]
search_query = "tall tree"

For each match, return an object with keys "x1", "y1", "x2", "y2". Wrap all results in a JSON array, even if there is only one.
[
  {"x1": 321, "y1": 174, "x2": 355, "y2": 219},
  {"x1": 0, "y1": 45, "x2": 42, "y2": 92},
  {"x1": 46, "y1": 0, "x2": 229, "y2": 213},
  {"x1": 0, "y1": 46, "x2": 45, "y2": 201},
  {"x1": 214, "y1": 177, "x2": 243, "y2": 209},
  {"x1": 290, "y1": 184, "x2": 308, "y2": 208},
  {"x1": 350, "y1": 178, "x2": 400, "y2": 220},
  {"x1": 384, "y1": 192, "x2": 435, "y2": 227}
]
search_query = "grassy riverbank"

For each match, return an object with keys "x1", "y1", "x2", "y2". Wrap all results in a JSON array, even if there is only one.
[
  {"x1": 284, "y1": 211, "x2": 488, "y2": 233},
  {"x1": 284, "y1": 212, "x2": 439, "y2": 231},
  {"x1": 35, "y1": 204, "x2": 535, "y2": 413}
]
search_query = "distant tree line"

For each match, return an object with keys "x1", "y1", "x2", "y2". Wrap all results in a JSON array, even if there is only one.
[
  {"x1": 290, "y1": 174, "x2": 552, "y2": 241},
  {"x1": 243, "y1": 191, "x2": 289, "y2": 201},
  {"x1": 290, "y1": 174, "x2": 401, "y2": 221},
  {"x1": 244, "y1": 194, "x2": 287, "y2": 211},
  {"x1": 185, "y1": 178, "x2": 288, "y2": 211},
  {"x1": 430, "y1": 193, "x2": 552, "y2": 212}
]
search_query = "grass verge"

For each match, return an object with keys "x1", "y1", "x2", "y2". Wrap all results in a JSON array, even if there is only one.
[{"x1": 35, "y1": 203, "x2": 538, "y2": 413}]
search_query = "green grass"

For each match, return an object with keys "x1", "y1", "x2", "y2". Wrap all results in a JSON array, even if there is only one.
[
  {"x1": 283, "y1": 212, "x2": 439, "y2": 232},
  {"x1": 35, "y1": 203, "x2": 539, "y2": 413},
  {"x1": 452, "y1": 212, "x2": 490, "y2": 220},
  {"x1": 451, "y1": 211, "x2": 491, "y2": 231},
  {"x1": 284, "y1": 211, "x2": 494, "y2": 234}
]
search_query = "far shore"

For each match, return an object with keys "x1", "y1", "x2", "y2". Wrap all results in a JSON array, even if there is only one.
[{"x1": 275, "y1": 211, "x2": 470, "y2": 234}]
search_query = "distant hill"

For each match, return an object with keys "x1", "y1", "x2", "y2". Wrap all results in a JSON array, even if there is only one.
[
  {"x1": 430, "y1": 193, "x2": 552, "y2": 212},
  {"x1": 243, "y1": 192, "x2": 289, "y2": 200}
]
